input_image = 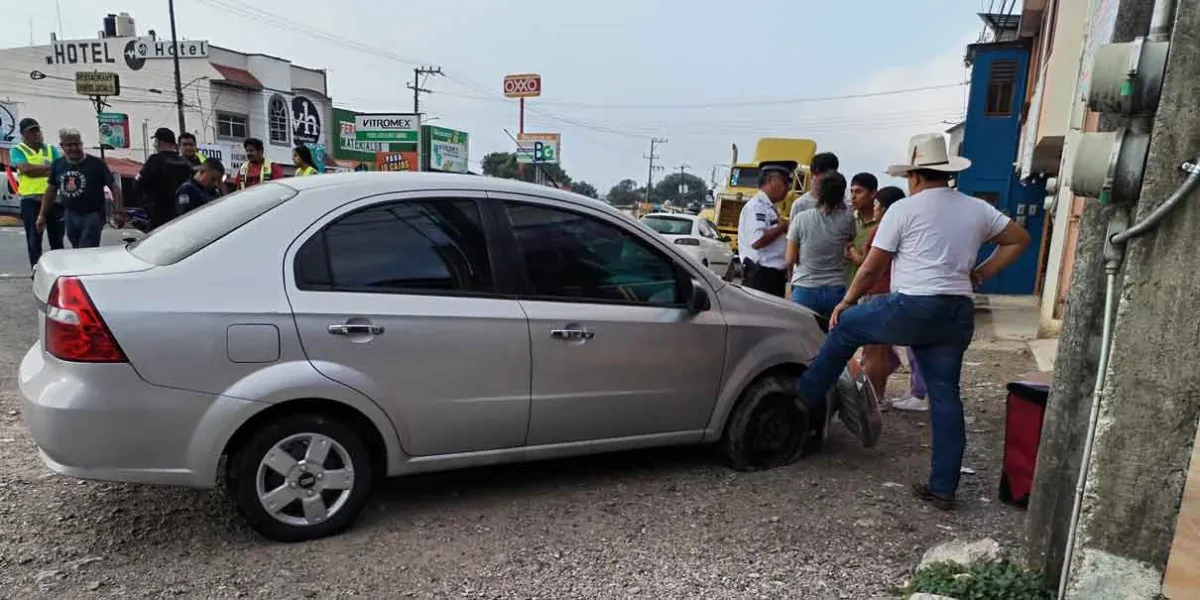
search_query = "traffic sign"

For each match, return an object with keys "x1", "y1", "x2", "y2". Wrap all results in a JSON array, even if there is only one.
[
  {"x1": 503, "y1": 73, "x2": 542, "y2": 98},
  {"x1": 75, "y1": 71, "x2": 120, "y2": 96},
  {"x1": 354, "y1": 113, "x2": 420, "y2": 143}
]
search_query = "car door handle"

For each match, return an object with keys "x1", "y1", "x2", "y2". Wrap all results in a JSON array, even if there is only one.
[
  {"x1": 328, "y1": 324, "x2": 385, "y2": 336},
  {"x1": 550, "y1": 329, "x2": 594, "y2": 340}
]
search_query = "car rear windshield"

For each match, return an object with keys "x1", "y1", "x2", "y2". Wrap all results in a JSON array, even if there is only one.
[
  {"x1": 128, "y1": 182, "x2": 297, "y2": 266},
  {"x1": 641, "y1": 216, "x2": 693, "y2": 235}
]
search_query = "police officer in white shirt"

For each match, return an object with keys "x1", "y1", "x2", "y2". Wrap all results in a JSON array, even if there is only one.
[{"x1": 736, "y1": 160, "x2": 795, "y2": 297}]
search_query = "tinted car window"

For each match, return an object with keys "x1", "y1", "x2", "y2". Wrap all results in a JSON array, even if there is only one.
[
  {"x1": 506, "y1": 202, "x2": 681, "y2": 305},
  {"x1": 296, "y1": 199, "x2": 493, "y2": 293},
  {"x1": 128, "y1": 182, "x2": 296, "y2": 266}
]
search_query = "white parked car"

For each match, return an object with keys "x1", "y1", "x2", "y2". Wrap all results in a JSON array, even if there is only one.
[{"x1": 640, "y1": 213, "x2": 735, "y2": 277}]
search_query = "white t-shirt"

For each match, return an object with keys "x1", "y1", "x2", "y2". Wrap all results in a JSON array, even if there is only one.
[
  {"x1": 871, "y1": 187, "x2": 1010, "y2": 297},
  {"x1": 736, "y1": 190, "x2": 787, "y2": 269}
]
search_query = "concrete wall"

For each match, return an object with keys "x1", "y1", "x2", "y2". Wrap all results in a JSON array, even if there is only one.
[
  {"x1": 960, "y1": 45, "x2": 1033, "y2": 197},
  {"x1": 0, "y1": 36, "x2": 220, "y2": 161},
  {"x1": 0, "y1": 33, "x2": 331, "y2": 172},
  {"x1": 1037, "y1": 0, "x2": 1096, "y2": 337}
]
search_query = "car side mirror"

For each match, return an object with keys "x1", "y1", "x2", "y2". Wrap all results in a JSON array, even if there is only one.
[
  {"x1": 718, "y1": 235, "x2": 731, "y2": 243},
  {"x1": 684, "y1": 278, "x2": 711, "y2": 315}
]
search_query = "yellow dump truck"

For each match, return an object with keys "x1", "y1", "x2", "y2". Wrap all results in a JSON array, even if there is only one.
[{"x1": 714, "y1": 138, "x2": 817, "y2": 252}]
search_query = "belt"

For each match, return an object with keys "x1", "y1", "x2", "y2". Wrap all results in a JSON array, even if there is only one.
[{"x1": 745, "y1": 260, "x2": 785, "y2": 271}]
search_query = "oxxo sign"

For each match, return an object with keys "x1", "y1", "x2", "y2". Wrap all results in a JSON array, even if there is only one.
[{"x1": 503, "y1": 73, "x2": 542, "y2": 98}]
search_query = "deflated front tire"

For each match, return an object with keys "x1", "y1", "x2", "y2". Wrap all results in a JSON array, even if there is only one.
[{"x1": 721, "y1": 374, "x2": 810, "y2": 471}]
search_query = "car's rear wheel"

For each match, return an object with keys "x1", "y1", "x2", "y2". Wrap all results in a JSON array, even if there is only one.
[
  {"x1": 227, "y1": 412, "x2": 374, "y2": 542},
  {"x1": 721, "y1": 375, "x2": 810, "y2": 471}
]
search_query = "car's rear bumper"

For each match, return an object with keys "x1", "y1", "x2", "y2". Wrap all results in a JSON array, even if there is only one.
[{"x1": 19, "y1": 343, "x2": 262, "y2": 488}]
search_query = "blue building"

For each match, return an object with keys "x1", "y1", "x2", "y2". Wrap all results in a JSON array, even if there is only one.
[{"x1": 956, "y1": 16, "x2": 1048, "y2": 296}]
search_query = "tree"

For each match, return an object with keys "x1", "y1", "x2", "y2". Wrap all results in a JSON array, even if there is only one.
[
  {"x1": 606, "y1": 178, "x2": 643, "y2": 206},
  {"x1": 570, "y1": 180, "x2": 598, "y2": 198},
  {"x1": 654, "y1": 172, "x2": 708, "y2": 207},
  {"x1": 480, "y1": 152, "x2": 572, "y2": 186}
]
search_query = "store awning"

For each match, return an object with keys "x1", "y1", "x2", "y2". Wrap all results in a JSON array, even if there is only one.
[
  {"x1": 105, "y1": 157, "x2": 143, "y2": 179},
  {"x1": 211, "y1": 64, "x2": 263, "y2": 90}
]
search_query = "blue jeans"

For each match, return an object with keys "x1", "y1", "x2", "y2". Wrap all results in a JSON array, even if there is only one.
[
  {"x1": 797, "y1": 293, "x2": 975, "y2": 497},
  {"x1": 65, "y1": 210, "x2": 105, "y2": 249},
  {"x1": 791, "y1": 285, "x2": 846, "y2": 318},
  {"x1": 21, "y1": 196, "x2": 64, "y2": 268}
]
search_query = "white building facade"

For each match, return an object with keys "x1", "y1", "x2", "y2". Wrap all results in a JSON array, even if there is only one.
[{"x1": 0, "y1": 13, "x2": 331, "y2": 183}]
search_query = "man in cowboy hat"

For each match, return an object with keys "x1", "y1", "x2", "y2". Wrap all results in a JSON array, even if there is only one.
[
  {"x1": 794, "y1": 133, "x2": 1030, "y2": 510},
  {"x1": 736, "y1": 160, "x2": 796, "y2": 297}
]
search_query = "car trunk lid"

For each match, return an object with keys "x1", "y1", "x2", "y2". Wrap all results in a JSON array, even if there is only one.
[{"x1": 33, "y1": 246, "x2": 155, "y2": 304}]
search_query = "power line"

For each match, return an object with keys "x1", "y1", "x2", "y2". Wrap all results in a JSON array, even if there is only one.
[
  {"x1": 190, "y1": 0, "x2": 967, "y2": 123},
  {"x1": 438, "y1": 82, "x2": 969, "y2": 110}
]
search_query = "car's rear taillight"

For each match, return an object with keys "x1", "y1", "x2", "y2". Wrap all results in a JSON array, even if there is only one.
[
  {"x1": 45, "y1": 276, "x2": 127, "y2": 363},
  {"x1": 674, "y1": 237, "x2": 701, "y2": 246}
]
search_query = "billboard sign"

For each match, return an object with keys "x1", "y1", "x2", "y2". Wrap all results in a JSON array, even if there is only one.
[
  {"x1": 76, "y1": 71, "x2": 120, "y2": 96},
  {"x1": 197, "y1": 142, "x2": 246, "y2": 172},
  {"x1": 0, "y1": 101, "x2": 18, "y2": 149},
  {"x1": 97, "y1": 112, "x2": 130, "y2": 149},
  {"x1": 355, "y1": 114, "x2": 420, "y2": 143},
  {"x1": 291, "y1": 96, "x2": 322, "y2": 145},
  {"x1": 305, "y1": 142, "x2": 326, "y2": 173},
  {"x1": 516, "y1": 132, "x2": 560, "y2": 164},
  {"x1": 425, "y1": 126, "x2": 469, "y2": 173},
  {"x1": 376, "y1": 151, "x2": 420, "y2": 172},
  {"x1": 503, "y1": 73, "x2": 542, "y2": 98}
]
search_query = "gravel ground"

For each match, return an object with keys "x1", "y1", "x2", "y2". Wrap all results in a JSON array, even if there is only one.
[{"x1": 0, "y1": 279, "x2": 1033, "y2": 599}]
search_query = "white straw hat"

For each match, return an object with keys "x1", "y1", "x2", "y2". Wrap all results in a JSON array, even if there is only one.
[{"x1": 886, "y1": 133, "x2": 972, "y2": 177}]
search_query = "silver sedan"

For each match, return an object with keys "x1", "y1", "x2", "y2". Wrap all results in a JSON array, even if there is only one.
[{"x1": 19, "y1": 173, "x2": 879, "y2": 542}]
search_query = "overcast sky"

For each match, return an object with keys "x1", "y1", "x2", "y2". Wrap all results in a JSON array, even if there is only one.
[{"x1": 2, "y1": 0, "x2": 992, "y2": 191}]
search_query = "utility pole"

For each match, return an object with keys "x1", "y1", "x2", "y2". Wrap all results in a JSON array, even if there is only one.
[
  {"x1": 644, "y1": 138, "x2": 667, "y2": 205},
  {"x1": 168, "y1": 0, "x2": 186, "y2": 135},
  {"x1": 408, "y1": 66, "x2": 443, "y2": 115},
  {"x1": 676, "y1": 163, "x2": 690, "y2": 204},
  {"x1": 1025, "y1": 0, "x2": 1200, "y2": 597}
]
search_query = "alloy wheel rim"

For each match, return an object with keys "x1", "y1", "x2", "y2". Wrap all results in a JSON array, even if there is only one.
[{"x1": 255, "y1": 432, "x2": 355, "y2": 527}]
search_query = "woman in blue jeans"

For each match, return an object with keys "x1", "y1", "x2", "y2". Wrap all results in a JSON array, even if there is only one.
[{"x1": 785, "y1": 172, "x2": 855, "y2": 323}]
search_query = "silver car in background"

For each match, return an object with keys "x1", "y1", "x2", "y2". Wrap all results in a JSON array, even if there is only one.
[{"x1": 20, "y1": 173, "x2": 877, "y2": 542}]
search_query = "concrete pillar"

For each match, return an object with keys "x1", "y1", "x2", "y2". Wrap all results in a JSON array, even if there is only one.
[
  {"x1": 1064, "y1": 0, "x2": 1200, "y2": 594},
  {"x1": 1026, "y1": 0, "x2": 1200, "y2": 595},
  {"x1": 1025, "y1": 0, "x2": 1155, "y2": 586}
]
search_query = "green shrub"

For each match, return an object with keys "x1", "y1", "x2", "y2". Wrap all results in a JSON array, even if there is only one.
[{"x1": 894, "y1": 560, "x2": 1053, "y2": 600}]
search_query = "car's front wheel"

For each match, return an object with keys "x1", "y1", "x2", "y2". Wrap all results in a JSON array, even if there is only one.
[
  {"x1": 227, "y1": 412, "x2": 374, "y2": 542},
  {"x1": 721, "y1": 374, "x2": 810, "y2": 471}
]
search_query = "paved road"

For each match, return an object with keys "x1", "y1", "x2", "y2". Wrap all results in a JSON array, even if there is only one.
[{"x1": 0, "y1": 227, "x2": 132, "y2": 277}]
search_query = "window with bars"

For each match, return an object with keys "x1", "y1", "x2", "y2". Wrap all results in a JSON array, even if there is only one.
[
  {"x1": 268, "y1": 95, "x2": 290, "y2": 146},
  {"x1": 985, "y1": 60, "x2": 1018, "y2": 116},
  {"x1": 217, "y1": 112, "x2": 248, "y2": 141}
]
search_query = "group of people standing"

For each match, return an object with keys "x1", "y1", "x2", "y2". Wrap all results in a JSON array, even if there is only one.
[
  {"x1": 9, "y1": 116, "x2": 323, "y2": 270},
  {"x1": 737, "y1": 133, "x2": 1031, "y2": 509}
]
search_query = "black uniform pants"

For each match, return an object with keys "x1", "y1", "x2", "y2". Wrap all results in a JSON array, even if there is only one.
[{"x1": 743, "y1": 259, "x2": 787, "y2": 298}]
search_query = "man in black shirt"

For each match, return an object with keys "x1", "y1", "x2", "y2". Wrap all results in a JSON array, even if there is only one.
[
  {"x1": 176, "y1": 159, "x2": 225, "y2": 216},
  {"x1": 179, "y1": 132, "x2": 204, "y2": 168},
  {"x1": 36, "y1": 128, "x2": 123, "y2": 248},
  {"x1": 135, "y1": 128, "x2": 193, "y2": 230}
]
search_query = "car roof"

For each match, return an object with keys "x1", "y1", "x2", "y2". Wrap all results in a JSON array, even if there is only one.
[{"x1": 279, "y1": 171, "x2": 620, "y2": 216}]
